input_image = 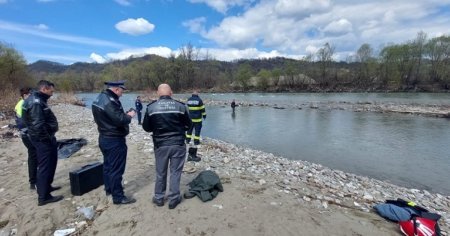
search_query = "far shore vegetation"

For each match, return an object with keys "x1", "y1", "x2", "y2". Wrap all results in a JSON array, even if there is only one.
[{"x1": 1, "y1": 31, "x2": 450, "y2": 114}]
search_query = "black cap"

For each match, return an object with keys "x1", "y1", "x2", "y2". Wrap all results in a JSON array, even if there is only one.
[{"x1": 105, "y1": 81, "x2": 126, "y2": 90}]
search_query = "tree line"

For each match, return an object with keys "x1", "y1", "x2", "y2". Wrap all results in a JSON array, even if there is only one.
[{"x1": 2, "y1": 32, "x2": 450, "y2": 94}]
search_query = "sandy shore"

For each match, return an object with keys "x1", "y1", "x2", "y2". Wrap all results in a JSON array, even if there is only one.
[{"x1": 0, "y1": 104, "x2": 449, "y2": 236}]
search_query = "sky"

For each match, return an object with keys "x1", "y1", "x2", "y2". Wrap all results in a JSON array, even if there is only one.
[{"x1": 1, "y1": 0, "x2": 450, "y2": 65}]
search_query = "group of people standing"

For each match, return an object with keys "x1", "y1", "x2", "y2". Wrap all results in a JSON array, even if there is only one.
[{"x1": 16, "y1": 80, "x2": 208, "y2": 210}]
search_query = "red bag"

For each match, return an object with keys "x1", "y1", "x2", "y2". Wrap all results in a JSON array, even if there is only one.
[{"x1": 399, "y1": 217, "x2": 437, "y2": 236}]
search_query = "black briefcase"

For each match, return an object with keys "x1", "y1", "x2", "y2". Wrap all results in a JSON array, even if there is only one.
[{"x1": 69, "y1": 162, "x2": 104, "y2": 196}]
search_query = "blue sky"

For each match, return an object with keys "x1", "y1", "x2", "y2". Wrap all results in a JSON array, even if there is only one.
[{"x1": 1, "y1": 0, "x2": 450, "y2": 65}]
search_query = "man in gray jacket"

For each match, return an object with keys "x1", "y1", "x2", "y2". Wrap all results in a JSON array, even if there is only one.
[{"x1": 143, "y1": 84, "x2": 191, "y2": 209}]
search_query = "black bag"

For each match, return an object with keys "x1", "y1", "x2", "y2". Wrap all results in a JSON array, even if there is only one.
[{"x1": 69, "y1": 162, "x2": 104, "y2": 196}]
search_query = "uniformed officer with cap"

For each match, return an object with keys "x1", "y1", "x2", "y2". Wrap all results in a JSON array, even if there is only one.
[{"x1": 92, "y1": 81, "x2": 137, "y2": 205}]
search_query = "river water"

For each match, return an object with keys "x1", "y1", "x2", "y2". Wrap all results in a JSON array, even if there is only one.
[{"x1": 75, "y1": 92, "x2": 450, "y2": 195}]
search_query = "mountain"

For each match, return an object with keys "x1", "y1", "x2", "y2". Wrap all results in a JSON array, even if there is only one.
[{"x1": 27, "y1": 60, "x2": 68, "y2": 73}]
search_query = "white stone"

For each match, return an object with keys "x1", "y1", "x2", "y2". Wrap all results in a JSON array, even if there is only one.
[{"x1": 363, "y1": 194, "x2": 374, "y2": 201}]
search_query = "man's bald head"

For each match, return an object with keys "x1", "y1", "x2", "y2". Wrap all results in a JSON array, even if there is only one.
[{"x1": 157, "y1": 83, "x2": 172, "y2": 96}]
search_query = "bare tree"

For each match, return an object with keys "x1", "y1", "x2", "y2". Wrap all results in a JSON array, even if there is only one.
[{"x1": 316, "y1": 42, "x2": 335, "y2": 86}]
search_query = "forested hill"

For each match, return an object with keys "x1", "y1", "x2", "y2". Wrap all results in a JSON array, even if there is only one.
[{"x1": 22, "y1": 34, "x2": 450, "y2": 93}]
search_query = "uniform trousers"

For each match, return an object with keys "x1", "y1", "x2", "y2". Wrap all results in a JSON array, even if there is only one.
[
  {"x1": 21, "y1": 134, "x2": 37, "y2": 185},
  {"x1": 154, "y1": 144, "x2": 186, "y2": 203},
  {"x1": 186, "y1": 122, "x2": 202, "y2": 145},
  {"x1": 99, "y1": 136, "x2": 127, "y2": 202},
  {"x1": 137, "y1": 111, "x2": 142, "y2": 124},
  {"x1": 31, "y1": 136, "x2": 58, "y2": 201}
]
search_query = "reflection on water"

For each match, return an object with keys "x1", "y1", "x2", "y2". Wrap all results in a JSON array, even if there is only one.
[{"x1": 76, "y1": 92, "x2": 450, "y2": 194}]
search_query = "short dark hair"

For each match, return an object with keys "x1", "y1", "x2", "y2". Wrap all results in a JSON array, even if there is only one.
[
  {"x1": 19, "y1": 87, "x2": 31, "y2": 97},
  {"x1": 37, "y1": 80, "x2": 55, "y2": 89}
]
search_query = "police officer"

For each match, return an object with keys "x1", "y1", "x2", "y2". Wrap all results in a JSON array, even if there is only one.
[
  {"x1": 22, "y1": 80, "x2": 63, "y2": 206},
  {"x1": 143, "y1": 84, "x2": 191, "y2": 209},
  {"x1": 15, "y1": 87, "x2": 38, "y2": 190},
  {"x1": 135, "y1": 96, "x2": 143, "y2": 125},
  {"x1": 92, "y1": 81, "x2": 136, "y2": 205}
]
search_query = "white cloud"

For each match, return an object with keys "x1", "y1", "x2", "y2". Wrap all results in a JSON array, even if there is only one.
[
  {"x1": 182, "y1": 17, "x2": 207, "y2": 34},
  {"x1": 115, "y1": 18, "x2": 155, "y2": 36},
  {"x1": 100, "y1": 46, "x2": 303, "y2": 62},
  {"x1": 202, "y1": 48, "x2": 303, "y2": 61},
  {"x1": 115, "y1": 0, "x2": 131, "y2": 6},
  {"x1": 322, "y1": 19, "x2": 353, "y2": 36},
  {"x1": 274, "y1": 0, "x2": 331, "y2": 18},
  {"x1": 90, "y1": 53, "x2": 107, "y2": 63},
  {"x1": 305, "y1": 45, "x2": 318, "y2": 55},
  {"x1": 188, "y1": 0, "x2": 254, "y2": 14},
  {"x1": 0, "y1": 0, "x2": 9, "y2": 4},
  {"x1": 36, "y1": 24, "x2": 49, "y2": 30},
  {"x1": 105, "y1": 46, "x2": 173, "y2": 61},
  {"x1": 188, "y1": 0, "x2": 450, "y2": 60}
]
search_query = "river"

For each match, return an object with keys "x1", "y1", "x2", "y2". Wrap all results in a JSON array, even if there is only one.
[{"x1": 75, "y1": 92, "x2": 450, "y2": 195}]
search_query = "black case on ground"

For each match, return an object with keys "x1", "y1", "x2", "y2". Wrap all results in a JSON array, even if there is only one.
[{"x1": 69, "y1": 162, "x2": 104, "y2": 196}]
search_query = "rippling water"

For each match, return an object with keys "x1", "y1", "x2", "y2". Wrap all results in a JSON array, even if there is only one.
[{"x1": 76, "y1": 92, "x2": 450, "y2": 195}]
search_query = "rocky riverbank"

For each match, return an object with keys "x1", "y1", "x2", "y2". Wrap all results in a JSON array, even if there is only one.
[{"x1": 0, "y1": 104, "x2": 448, "y2": 235}]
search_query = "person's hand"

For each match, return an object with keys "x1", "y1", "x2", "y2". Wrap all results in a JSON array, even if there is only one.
[{"x1": 127, "y1": 110, "x2": 136, "y2": 117}]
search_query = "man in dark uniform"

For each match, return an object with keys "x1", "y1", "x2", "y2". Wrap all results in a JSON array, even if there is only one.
[
  {"x1": 143, "y1": 83, "x2": 191, "y2": 209},
  {"x1": 135, "y1": 96, "x2": 143, "y2": 125},
  {"x1": 92, "y1": 81, "x2": 136, "y2": 205},
  {"x1": 22, "y1": 80, "x2": 63, "y2": 206}
]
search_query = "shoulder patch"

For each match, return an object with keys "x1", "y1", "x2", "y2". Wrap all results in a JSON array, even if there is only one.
[{"x1": 33, "y1": 98, "x2": 40, "y2": 103}]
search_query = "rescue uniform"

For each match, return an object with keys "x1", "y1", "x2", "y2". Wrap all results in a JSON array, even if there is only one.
[
  {"x1": 142, "y1": 95, "x2": 192, "y2": 205},
  {"x1": 22, "y1": 91, "x2": 59, "y2": 203},
  {"x1": 92, "y1": 88, "x2": 132, "y2": 204},
  {"x1": 15, "y1": 98, "x2": 37, "y2": 188},
  {"x1": 186, "y1": 94, "x2": 206, "y2": 145}
]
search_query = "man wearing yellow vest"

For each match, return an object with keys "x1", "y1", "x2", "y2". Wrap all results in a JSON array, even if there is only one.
[{"x1": 186, "y1": 90, "x2": 206, "y2": 162}]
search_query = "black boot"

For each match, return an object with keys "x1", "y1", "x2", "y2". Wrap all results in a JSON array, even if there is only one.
[{"x1": 187, "y1": 147, "x2": 201, "y2": 162}]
